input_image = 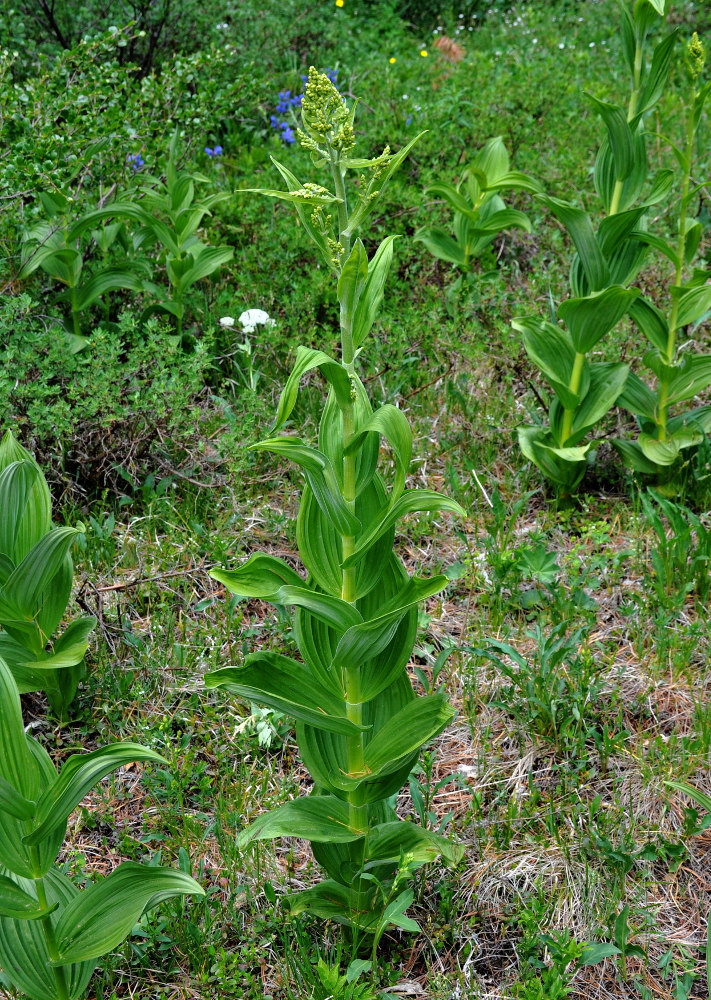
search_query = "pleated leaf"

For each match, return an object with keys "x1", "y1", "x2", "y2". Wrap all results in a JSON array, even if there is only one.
[
  {"x1": 272, "y1": 346, "x2": 351, "y2": 432},
  {"x1": 205, "y1": 653, "x2": 367, "y2": 736},
  {"x1": 237, "y1": 794, "x2": 365, "y2": 848},
  {"x1": 341, "y1": 491, "x2": 465, "y2": 569},
  {"x1": 0, "y1": 776, "x2": 35, "y2": 821},
  {"x1": 558, "y1": 286, "x2": 639, "y2": 354},
  {"x1": 211, "y1": 553, "x2": 303, "y2": 598},
  {"x1": 363, "y1": 694, "x2": 454, "y2": 775},
  {"x1": 352, "y1": 236, "x2": 400, "y2": 348},
  {"x1": 25, "y1": 744, "x2": 167, "y2": 847},
  {"x1": 53, "y1": 863, "x2": 204, "y2": 964},
  {"x1": 345, "y1": 404, "x2": 412, "y2": 503},
  {"x1": 539, "y1": 196, "x2": 609, "y2": 292},
  {"x1": 0, "y1": 877, "x2": 51, "y2": 920},
  {"x1": 0, "y1": 868, "x2": 94, "y2": 1000},
  {"x1": 254, "y1": 437, "x2": 361, "y2": 537}
]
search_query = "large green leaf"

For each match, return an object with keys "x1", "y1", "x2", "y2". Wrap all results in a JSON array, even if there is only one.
[
  {"x1": 414, "y1": 227, "x2": 466, "y2": 267},
  {"x1": 0, "y1": 528, "x2": 79, "y2": 630},
  {"x1": 629, "y1": 296, "x2": 669, "y2": 353},
  {"x1": 206, "y1": 653, "x2": 367, "y2": 736},
  {"x1": 175, "y1": 245, "x2": 234, "y2": 291},
  {"x1": 237, "y1": 794, "x2": 365, "y2": 848},
  {"x1": 74, "y1": 267, "x2": 144, "y2": 311},
  {"x1": 352, "y1": 236, "x2": 400, "y2": 348},
  {"x1": 254, "y1": 437, "x2": 360, "y2": 537},
  {"x1": 617, "y1": 370, "x2": 658, "y2": 420},
  {"x1": 53, "y1": 863, "x2": 203, "y2": 964},
  {"x1": 272, "y1": 346, "x2": 351, "y2": 431},
  {"x1": 0, "y1": 657, "x2": 32, "y2": 795},
  {"x1": 586, "y1": 96, "x2": 635, "y2": 180},
  {"x1": 363, "y1": 694, "x2": 454, "y2": 774},
  {"x1": 467, "y1": 207, "x2": 532, "y2": 237},
  {"x1": 332, "y1": 576, "x2": 448, "y2": 675},
  {"x1": 539, "y1": 196, "x2": 608, "y2": 292},
  {"x1": 210, "y1": 553, "x2": 303, "y2": 598},
  {"x1": 516, "y1": 316, "x2": 580, "y2": 410},
  {"x1": 0, "y1": 776, "x2": 36, "y2": 822},
  {"x1": 673, "y1": 285, "x2": 711, "y2": 330},
  {"x1": 0, "y1": 462, "x2": 47, "y2": 566},
  {"x1": 666, "y1": 355, "x2": 711, "y2": 405},
  {"x1": 25, "y1": 744, "x2": 167, "y2": 849},
  {"x1": 0, "y1": 868, "x2": 94, "y2": 1000},
  {"x1": 344, "y1": 404, "x2": 412, "y2": 503},
  {"x1": 558, "y1": 286, "x2": 639, "y2": 354},
  {"x1": 338, "y1": 240, "x2": 369, "y2": 332},
  {"x1": 0, "y1": 876, "x2": 50, "y2": 920},
  {"x1": 341, "y1": 490, "x2": 464, "y2": 570},
  {"x1": 636, "y1": 29, "x2": 677, "y2": 116},
  {"x1": 572, "y1": 363, "x2": 629, "y2": 435}
]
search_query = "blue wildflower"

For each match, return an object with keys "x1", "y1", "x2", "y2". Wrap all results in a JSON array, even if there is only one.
[
  {"x1": 281, "y1": 126, "x2": 295, "y2": 144},
  {"x1": 127, "y1": 152, "x2": 144, "y2": 170}
]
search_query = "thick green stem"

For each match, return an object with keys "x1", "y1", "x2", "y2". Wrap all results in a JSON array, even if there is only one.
[
  {"x1": 332, "y1": 149, "x2": 367, "y2": 830},
  {"x1": 657, "y1": 81, "x2": 696, "y2": 441},
  {"x1": 33, "y1": 868, "x2": 69, "y2": 1000},
  {"x1": 561, "y1": 352, "x2": 586, "y2": 445}
]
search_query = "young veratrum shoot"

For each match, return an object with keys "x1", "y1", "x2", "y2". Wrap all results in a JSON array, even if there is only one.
[
  {"x1": 206, "y1": 69, "x2": 465, "y2": 939},
  {"x1": 0, "y1": 655, "x2": 204, "y2": 1000}
]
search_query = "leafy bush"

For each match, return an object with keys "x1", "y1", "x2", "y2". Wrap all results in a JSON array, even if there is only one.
[{"x1": 0, "y1": 297, "x2": 214, "y2": 495}]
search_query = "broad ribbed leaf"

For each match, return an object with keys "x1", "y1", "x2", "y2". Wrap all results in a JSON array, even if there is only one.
[
  {"x1": 74, "y1": 268, "x2": 144, "y2": 311},
  {"x1": 638, "y1": 433, "x2": 680, "y2": 466},
  {"x1": 629, "y1": 297, "x2": 669, "y2": 353},
  {"x1": 467, "y1": 208, "x2": 531, "y2": 236},
  {"x1": 586, "y1": 96, "x2": 635, "y2": 180},
  {"x1": 667, "y1": 355, "x2": 711, "y2": 405},
  {"x1": 517, "y1": 315, "x2": 581, "y2": 410},
  {"x1": 345, "y1": 404, "x2": 412, "y2": 503},
  {"x1": 0, "y1": 657, "x2": 32, "y2": 794},
  {"x1": 636, "y1": 29, "x2": 677, "y2": 116},
  {"x1": 20, "y1": 616, "x2": 96, "y2": 673},
  {"x1": 332, "y1": 576, "x2": 449, "y2": 673},
  {"x1": 0, "y1": 738, "x2": 63, "y2": 878},
  {"x1": 363, "y1": 694, "x2": 454, "y2": 774},
  {"x1": 0, "y1": 876, "x2": 50, "y2": 920},
  {"x1": 206, "y1": 653, "x2": 367, "y2": 736},
  {"x1": 237, "y1": 794, "x2": 365, "y2": 848},
  {"x1": 211, "y1": 554, "x2": 303, "y2": 598},
  {"x1": 572, "y1": 363, "x2": 629, "y2": 435},
  {"x1": 342, "y1": 491, "x2": 465, "y2": 570},
  {"x1": 352, "y1": 236, "x2": 400, "y2": 348},
  {"x1": 558, "y1": 286, "x2": 639, "y2": 354},
  {"x1": 286, "y1": 880, "x2": 381, "y2": 929},
  {"x1": 275, "y1": 587, "x2": 362, "y2": 631},
  {"x1": 617, "y1": 370, "x2": 658, "y2": 420},
  {"x1": 0, "y1": 868, "x2": 94, "y2": 1000},
  {"x1": 414, "y1": 227, "x2": 466, "y2": 267},
  {"x1": 173, "y1": 245, "x2": 234, "y2": 291},
  {"x1": 53, "y1": 863, "x2": 204, "y2": 964},
  {"x1": 611, "y1": 437, "x2": 660, "y2": 474},
  {"x1": 539, "y1": 196, "x2": 608, "y2": 292},
  {"x1": 338, "y1": 240, "x2": 368, "y2": 332},
  {"x1": 0, "y1": 776, "x2": 35, "y2": 821},
  {"x1": 254, "y1": 437, "x2": 361, "y2": 537},
  {"x1": 25, "y1": 744, "x2": 167, "y2": 847},
  {"x1": 674, "y1": 285, "x2": 711, "y2": 329},
  {"x1": 0, "y1": 528, "x2": 79, "y2": 628},
  {"x1": 272, "y1": 346, "x2": 351, "y2": 431},
  {"x1": 366, "y1": 820, "x2": 463, "y2": 866}
]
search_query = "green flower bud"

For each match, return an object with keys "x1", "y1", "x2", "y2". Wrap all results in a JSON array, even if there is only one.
[
  {"x1": 686, "y1": 32, "x2": 705, "y2": 82},
  {"x1": 300, "y1": 66, "x2": 355, "y2": 154}
]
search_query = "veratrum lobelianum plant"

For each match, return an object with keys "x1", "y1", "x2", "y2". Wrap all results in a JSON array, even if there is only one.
[
  {"x1": 415, "y1": 135, "x2": 540, "y2": 287},
  {"x1": 206, "y1": 68, "x2": 465, "y2": 938},
  {"x1": 612, "y1": 28, "x2": 711, "y2": 484},
  {"x1": 514, "y1": 0, "x2": 677, "y2": 492},
  {"x1": 0, "y1": 431, "x2": 96, "y2": 718},
  {"x1": 0, "y1": 654, "x2": 204, "y2": 1000}
]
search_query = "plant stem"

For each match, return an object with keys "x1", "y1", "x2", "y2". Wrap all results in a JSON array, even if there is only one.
[
  {"x1": 561, "y1": 351, "x2": 585, "y2": 445},
  {"x1": 332, "y1": 149, "x2": 367, "y2": 832},
  {"x1": 657, "y1": 80, "x2": 695, "y2": 441},
  {"x1": 33, "y1": 873, "x2": 70, "y2": 1000}
]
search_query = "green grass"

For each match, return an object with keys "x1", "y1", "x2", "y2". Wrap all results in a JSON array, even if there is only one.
[{"x1": 2, "y1": 0, "x2": 711, "y2": 997}]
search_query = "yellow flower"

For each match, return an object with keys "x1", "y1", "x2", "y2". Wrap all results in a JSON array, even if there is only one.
[
  {"x1": 420, "y1": 48, "x2": 428, "y2": 57},
  {"x1": 389, "y1": 57, "x2": 396, "y2": 64},
  {"x1": 335, "y1": 0, "x2": 344, "y2": 6}
]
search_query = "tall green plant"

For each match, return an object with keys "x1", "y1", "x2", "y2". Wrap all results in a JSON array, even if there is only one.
[
  {"x1": 206, "y1": 68, "x2": 464, "y2": 940},
  {"x1": 612, "y1": 31, "x2": 711, "y2": 484},
  {"x1": 515, "y1": 0, "x2": 677, "y2": 492},
  {"x1": 0, "y1": 431, "x2": 95, "y2": 718},
  {"x1": 0, "y1": 654, "x2": 203, "y2": 1000},
  {"x1": 415, "y1": 135, "x2": 540, "y2": 286}
]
